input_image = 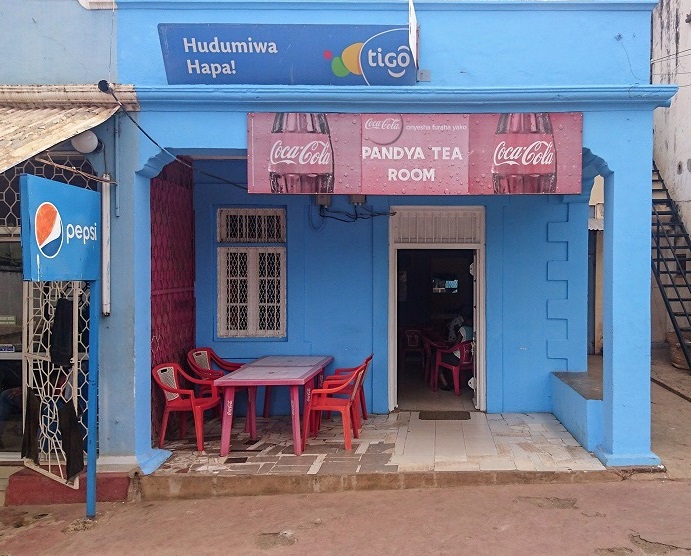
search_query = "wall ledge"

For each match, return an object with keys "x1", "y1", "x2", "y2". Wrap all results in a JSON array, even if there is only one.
[
  {"x1": 114, "y1": 0, "x2": 660, "y2": 12},
  {"x1": 132, "y1": 84, "x2": 678, "y2": 113}
]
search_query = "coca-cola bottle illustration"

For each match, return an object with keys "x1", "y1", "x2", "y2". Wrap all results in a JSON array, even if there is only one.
[
  {"x1": 491, "y1": 113, "x2": 557, "y2": 194},
  {"x1": 268, "y1": 113, "x2": 335, "y2": 194}
]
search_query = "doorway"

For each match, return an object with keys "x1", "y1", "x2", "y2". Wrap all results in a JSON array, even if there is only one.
[
  {"x1": 388, "y1": 206, "x2": 486, "y2": 412},
  {"x1": 396, "y1": 249, "x2": 476, "y2": 411}
]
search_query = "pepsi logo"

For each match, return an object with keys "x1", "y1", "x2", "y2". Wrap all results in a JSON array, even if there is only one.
[{"x1": 34, "y1": 202, "x2": 63, "y2": 259}]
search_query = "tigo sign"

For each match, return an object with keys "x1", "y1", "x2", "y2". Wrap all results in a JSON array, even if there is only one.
[
  {"x1": 20, "y1": 175, "x2": 101, "y2": 281},
  {"x1": 158, "y1": 23, "x2": 417, "y2": 86}
]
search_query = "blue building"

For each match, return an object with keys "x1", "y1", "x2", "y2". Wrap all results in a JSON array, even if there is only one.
[{"x1": 0, "y1": 0, "x2": 676, "y2": 479}]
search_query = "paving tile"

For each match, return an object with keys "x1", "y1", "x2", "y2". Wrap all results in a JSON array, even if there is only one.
[
  {"x1": 154, "y1": 410, "x2": 605, "y2": 479},
  {"x1": 316, "y1": 462, "x2": 362, "y2": 474},
  {"x1": 435, "y1": 461, "x2": 478, "y2": 471},
  {"x1": 435, "y1": 420, "x2": 468, "y2": 463},
  {"x1": 477, "y1": 457, "x2": 517, "y2": 471}
]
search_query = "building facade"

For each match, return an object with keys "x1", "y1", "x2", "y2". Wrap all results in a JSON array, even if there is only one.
[{"x1": 0, "y1": 0, "x2": 676, "y2": 476}]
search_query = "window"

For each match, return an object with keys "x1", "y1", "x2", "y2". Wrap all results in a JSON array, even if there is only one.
[{"x1": 217, "y1": 209, "x2": 286, "y2": 338}]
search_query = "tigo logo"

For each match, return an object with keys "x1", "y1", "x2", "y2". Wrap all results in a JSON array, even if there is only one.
[
  {"x1": 324, "y1": 28, "x2": 413, "y2": 85},
  {"x1": 34, "y1": 202, "x2": 63, "y2": 259},
  {"x1": 324, "y1": 43, "x2": 363, "y2": 78}
]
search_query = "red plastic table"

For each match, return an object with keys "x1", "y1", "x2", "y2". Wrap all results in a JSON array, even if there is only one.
[{"x1": 215, "y1": 355, "x2": 333, "y2": 456}]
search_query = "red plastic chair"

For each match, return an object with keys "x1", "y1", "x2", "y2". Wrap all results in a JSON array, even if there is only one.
[
  {"x1": 187, "y1": 347, "x2": 273, "y2": 419},
  {"x1": 187, "y1": 347, "x2": 242, "y2": 381},
  {"x1": 152, "y1": 362, "x2": 221, "y2": 452},
  {"x1": 421, "y1": 335, "x2": 447, "y2": 386},
  {"x1": 322, "y1": 354, "x2": 373, "y2": 422},
  {"x1": 301, "y1": 360, "x2": 368, "y2": 451},
  {"x1": 399, "y1": 328, "x2": 424, "y2": 372},
  {"x1": 431, "y1": 340, "x2": 474, "y2": 395}
]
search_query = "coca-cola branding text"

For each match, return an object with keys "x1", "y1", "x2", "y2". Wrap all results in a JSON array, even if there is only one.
[
  {"x1": 364, "y1": 117, "x2": 401, "y2": 131},
  {"x1": 492, "y1": 140, "x2": 555, "y2": 169},
  {"x1": 269, "y1": 139, "x2": 332, "y2": 168},
  {"x1": 363, "y1": 115, "x2": 404, "y2": 145}
]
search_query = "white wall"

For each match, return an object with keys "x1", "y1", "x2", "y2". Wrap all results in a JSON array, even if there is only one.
[
  {"x1": 652, "y1": 0, "x2": 691, "y2": 219},
  {"x1": 651, "y1": 0, "x2": 691, "y2": 343}
]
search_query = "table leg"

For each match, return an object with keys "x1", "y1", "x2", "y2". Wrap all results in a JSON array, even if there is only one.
[
  {"x1": 247, "y1": 386, "x2": 258, "y2": 439},
  {"x1": 220, "y1": 386, "x2": 236, "y2": 457},
  {"x1": 290, "y1": 385, "x2": 302, "y2": 455},
  {"x1": 304, "y1": 376, "x2": 316, "y2": 440}
]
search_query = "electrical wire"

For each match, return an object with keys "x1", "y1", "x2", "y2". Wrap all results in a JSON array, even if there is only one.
[
  {"x1": 308, "y1": 202, "x2": 326, "y2": 231},
  {"x1": 651, "y1": 48, "x2": 691, "y2": 64},
  {"x1": 98, "y1": 81, "x2": 247, "y2": 190},
  {"x1": 97, "y1": 82, "x2": 402, "y2": 210},
  {"x1": 319, "y1": 203, "x2": 395, "y2": 223},
  {"x1": 34, "y1": 156, "x2": 117, "y2": 184}
]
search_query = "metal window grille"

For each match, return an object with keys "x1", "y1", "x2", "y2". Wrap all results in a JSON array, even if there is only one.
[
  {"x1": 217, "y1": 247, "x2": 286, "y2": 337},
  {"x1": 217, "y1": 208, "x2": 286, "y2": 243},
  {"x1": 216, "y1": 208, "x2": 286, "y2": 338},
  {"x1": 391, "y1": 207, "x2": 484, "y2": 245}
]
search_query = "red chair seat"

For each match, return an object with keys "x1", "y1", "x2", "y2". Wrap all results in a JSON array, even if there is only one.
[
  {"x1": 302, "y1": 358, "x2": 369, "y2": 451},
  {"x1": 322, "y1": 354, "x2": 373, "y2": 422}
]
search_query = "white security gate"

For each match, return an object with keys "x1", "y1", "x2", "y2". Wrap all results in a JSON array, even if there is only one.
[
  {"x1": 389, "y1": 206, "x2": 486, "y2": 411},
  {"x1": 23, "y1": 281, "x2": 89, "y2": 487}
]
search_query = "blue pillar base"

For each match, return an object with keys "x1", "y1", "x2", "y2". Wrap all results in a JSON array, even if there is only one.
[
  {"x1": 594, "y1": 446, "x2": 662, "y2": 467},
  {"x1": 136, "y1": 448, "x2": 172, "y2": 475}
]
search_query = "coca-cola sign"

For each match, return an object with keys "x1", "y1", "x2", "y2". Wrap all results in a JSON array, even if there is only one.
[{"x1": 248, "y1": 112, "x2": 582, "y2": 195}]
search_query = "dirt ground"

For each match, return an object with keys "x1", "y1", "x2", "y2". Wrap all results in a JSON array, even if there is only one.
[
  {"x1": 1, "y1": 354, "x2": 690, "y2": 556},
  {"x1": 1, "y1": 480, "x2": 691, "y2": 555}
]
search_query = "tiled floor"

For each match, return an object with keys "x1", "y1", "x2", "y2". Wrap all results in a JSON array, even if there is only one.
[{"x1": 156, "y1": 363, "x2": 605, "y2": 476}]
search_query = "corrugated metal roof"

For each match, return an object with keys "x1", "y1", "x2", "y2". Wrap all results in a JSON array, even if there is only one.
[
  {"x1": 0, "y1": 105, "x2": 118, "y2": 174},
  {"x1": 0, "y1": 84, "x2": 138, "y2": 174}
]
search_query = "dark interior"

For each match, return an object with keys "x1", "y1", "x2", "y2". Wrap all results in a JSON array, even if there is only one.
[{"x1": 396, "y1": 249, "x2": 474, "y2": 398}]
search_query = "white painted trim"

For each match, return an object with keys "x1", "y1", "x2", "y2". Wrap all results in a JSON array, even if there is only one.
[
  {"x1": 473, "y1": 247, "x2": 487, "y2": 411},
  {"x1": 388, "y1": 206, "x2": 486, "y2": 412},
  {"x1": 388, "y1": 242, "x2": 397, "y2": 410},
  {"x1": 78, "y1": 0, "x2": 116, "y2": 9}
]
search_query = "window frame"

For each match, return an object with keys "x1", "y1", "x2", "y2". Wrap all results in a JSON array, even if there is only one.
[{"x1": 216, "y1": 208, "x2": 287, "y2": 339}]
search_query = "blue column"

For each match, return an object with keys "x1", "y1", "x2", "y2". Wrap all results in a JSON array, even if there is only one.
[
  {"x1": 97, "y1": 116, "x2": 170, "y2": 473},
  {"x1": 595, "y1": 112, "x2": 660, "y2": 466}
]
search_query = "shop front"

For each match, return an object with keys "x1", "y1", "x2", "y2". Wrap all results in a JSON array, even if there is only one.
[{"x1": 95, "y1": 0, "x2": 677, "y2": 472}]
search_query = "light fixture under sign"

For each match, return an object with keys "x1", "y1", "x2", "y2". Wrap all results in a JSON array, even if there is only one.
[{"x1": 70, "y1": 130, "x2": 103, "y2": 154}]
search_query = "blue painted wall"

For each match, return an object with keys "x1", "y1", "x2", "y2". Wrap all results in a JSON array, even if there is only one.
[
  {"x1": 191, "y1": 156, "x2": 590, "y2": 415},
  {"x1": 116, "y1": 0, "x2": 652, "y2": 88}
]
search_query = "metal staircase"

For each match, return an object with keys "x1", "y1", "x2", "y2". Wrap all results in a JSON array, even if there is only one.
[{"x1": 651, "y1": 162, "x2": 691, "y2": 371}]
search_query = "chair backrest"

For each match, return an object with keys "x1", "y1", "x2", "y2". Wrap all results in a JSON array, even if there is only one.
[
  {"x1": 356, "y1": 353, "x2": 374, "y2": 398},
  {"x1": 152, "y1": 363, "x2": 181, "y2": 402},
  {"x1": 188, "y1": 348, "x2": 212, "y2": 370},
  {"x1": 421, "y1": 335, "x2": 435, "y2": 357},
  {"x1": 349, "y1": 361, "x2": 370, "y2": 402},
  {"x1": 458, "y1": 341, "x2": 473, "y2": 366},
  {"x1": 404, "y1": 329, "x2": 422, "y2": 349}
]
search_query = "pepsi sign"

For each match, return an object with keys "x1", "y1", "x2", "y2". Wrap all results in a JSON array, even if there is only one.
[{"x1": 20, "y1": 175, "x2": 101, "y2": 282}]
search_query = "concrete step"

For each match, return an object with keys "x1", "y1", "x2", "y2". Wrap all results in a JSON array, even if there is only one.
[
  {"x1": 4, "y1": 468, "x2": 131, "y2": 506},
  {"x1": 0, "y1": 466, "x2": 24, "y2": 507}
]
